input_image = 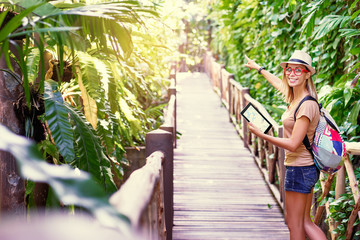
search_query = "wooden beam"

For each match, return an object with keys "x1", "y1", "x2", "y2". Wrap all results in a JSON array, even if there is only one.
[{"x1": 109, "y1": 151, "x2": 164, "y2": 227}]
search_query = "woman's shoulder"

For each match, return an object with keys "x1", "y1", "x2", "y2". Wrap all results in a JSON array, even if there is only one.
[
  {"x1": 300, "y1": 99, "x2": 319, "y2": 111},
  {"x1": 295, "y1": 98, "x2": 320, "y2": 120}
]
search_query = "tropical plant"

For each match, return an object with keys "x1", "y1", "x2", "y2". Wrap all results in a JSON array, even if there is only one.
[
  {"x1": 0, "y1": 123, "x2": 132, "y2": 232},
  {"x1": 0, "y1": 0, "x2": 173, "y2": 215}
]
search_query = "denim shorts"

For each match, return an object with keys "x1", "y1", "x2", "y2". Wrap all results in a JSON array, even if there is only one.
[{"x1": 285, "y1": 165, "x2": 319, "y2": 194}]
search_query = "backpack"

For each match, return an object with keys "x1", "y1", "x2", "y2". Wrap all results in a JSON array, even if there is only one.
[{"x1": 294, "y1": 96, "x2": 346, "y2": 174}]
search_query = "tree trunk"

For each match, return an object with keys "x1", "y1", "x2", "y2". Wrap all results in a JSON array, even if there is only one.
[{"x1": 0, "y1": 41, "x2": 26, "y2": 217}]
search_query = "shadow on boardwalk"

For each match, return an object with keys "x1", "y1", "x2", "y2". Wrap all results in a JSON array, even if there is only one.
[{"x1": 173, "y1": 72, "x2": 290, "y2": 240}]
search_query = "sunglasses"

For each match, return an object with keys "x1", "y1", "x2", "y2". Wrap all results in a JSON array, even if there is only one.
[{"x1": 284, "y1": 67, "x2": 310, "y2": 76}]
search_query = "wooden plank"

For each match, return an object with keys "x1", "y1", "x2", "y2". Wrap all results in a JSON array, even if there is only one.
[{"x1": 173, "y1": 72, "x2": 289, "y2": 240}]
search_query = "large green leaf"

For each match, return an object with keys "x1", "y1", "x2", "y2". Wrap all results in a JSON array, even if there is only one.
[
  {"x1": 348, "y1": 100, "x2": 360, "y2": 125},
  {"x1": 64, "y1": 103, "x2": 117, "y2": 193},
  {"x1": 0, "y1": 3, "x2": 44, "y2": 42},
  {"x1": 51, "y1": 2, "x2": 150, "y2": 60},
  {"x1": 77, "y1": 66, "x2": 98, "y2": 129},
  {"x1": 0, "y1": 123, "x2": 130, "y2": 230},
  {"x1": 339, "y1": 29, "x2": 360, "y2": 38},
  {"x1": 44, "y1": 80, "x2": 75, "y2": 162},
  {"x1": 9, "y1": 0, "x2": 61, "y2": 16},
  {"x1": 26, "y1": 47, "x2": 40, "y2": 83},
  {"x1": 300, "y1": 4, "x2": 318, "y2": 37},
  {"x1": 9, "y1": 26, "x2": 81, "y2": 40},
  {"x1": 77, "y1": 52, "x2": 102, "y2": 100},
  {"x1": 313, "y1": 15, "x2": 351, "y2": 40},
  {"x1": 107, "y1": 62, "x2": 121, "y2": 114},
  {"x1": 105, "y1": 19, "x2": 133, "y2": 60}
]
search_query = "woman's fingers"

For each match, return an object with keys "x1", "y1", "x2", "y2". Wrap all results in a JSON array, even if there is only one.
[
  {"x1": 248, "y1": 122, "x2": 262, "y2": 136},
  {"x1": 248, "y1": 122, "x2": 255, "y2": 131},
  {"x1": 244, "y1": 55, "x2": 255, "y2": 70}
]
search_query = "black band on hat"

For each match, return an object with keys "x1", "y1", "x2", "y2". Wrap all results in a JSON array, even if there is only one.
[{"x1": 289, "y1": 58, "x2": 309, "y2": 66}]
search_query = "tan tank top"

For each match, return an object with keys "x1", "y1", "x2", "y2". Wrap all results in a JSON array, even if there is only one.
[{"x1": 281, "y1": 100, "x2": 320, "y2": 166}]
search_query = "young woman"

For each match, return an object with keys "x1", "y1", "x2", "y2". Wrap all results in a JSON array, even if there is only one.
[{"x1": 244, "y1": 50, "x2": 327, "y2": 240}]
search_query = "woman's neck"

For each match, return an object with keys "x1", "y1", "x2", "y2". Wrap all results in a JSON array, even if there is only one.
[{"x1": 292, "y1": 87, "x2": 309, "y2": 102}]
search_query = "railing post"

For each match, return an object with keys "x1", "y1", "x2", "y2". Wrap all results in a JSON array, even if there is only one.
[
  {"x1": 211, "y1": 56, "x2": 216, "y2": 87},
  {"x1": 146, "y1": 129, "x2": 173, "y2": 240},
  {"x1": 203, "y1": 52, "x2": 207, "y2": 75},
  {"x1": 278, "y1": 126, "x2": 286, "y2": 212},
  {"x1": 241, "y1": 88, "x2": 250, "y2": 149},
  {"x1": 219, "y1": 64, "x2": 225, "y2": 101},
  {"x1": 228, "y1": 74, "x2": 234, "y2": 122},
  {"x1": 179, "y1": 58, "x2": 186, "y2": 72},
  {"x1": 334, "y1": 166, "x2": 345, "y2": 237},
  {"x1": 165, "y1": 86, "x2": 177, "y2": 148},
  {"x1": 335, "y1": 166, "x2": 345, "y2": 198},
  {"x1": 170, "y1": 62, "x2": 177, "y2": 85}
]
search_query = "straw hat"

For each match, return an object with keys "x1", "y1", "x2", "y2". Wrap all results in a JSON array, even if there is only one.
[{"x1": 280, "y1": 50, "x2": 316, "y2": 75}]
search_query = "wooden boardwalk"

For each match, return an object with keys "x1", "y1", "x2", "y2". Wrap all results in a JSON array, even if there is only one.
[{"x1": 173, "y1": 73, "x2": 290, "y2": 240}]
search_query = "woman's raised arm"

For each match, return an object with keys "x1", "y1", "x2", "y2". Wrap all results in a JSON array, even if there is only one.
[{"x1": 244, "y1": 55, "x2": 283, "y2": 93}]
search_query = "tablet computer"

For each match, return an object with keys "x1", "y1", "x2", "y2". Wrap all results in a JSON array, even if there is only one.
[{"x1": 240, "y1": 102, "x2": 272, "y2": 134}]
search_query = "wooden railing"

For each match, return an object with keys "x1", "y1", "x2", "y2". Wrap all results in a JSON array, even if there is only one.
[
  {"x1": 109, "y1": 63, "x2": 177, "y2": 240},
  {"x1": 110, "y1": 151, "x2": 166, "y2": 239},
  {"x1": 204, "y1": 50, "x2": 360, "y2": 240}
]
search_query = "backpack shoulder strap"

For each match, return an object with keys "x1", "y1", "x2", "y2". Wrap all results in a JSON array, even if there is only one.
[
  {"x1": 293, "y1": 96, "x2": 318, "y2": 158},
  {"x1": 293, "y1": 96, "x2": 318, "y2": 120}
]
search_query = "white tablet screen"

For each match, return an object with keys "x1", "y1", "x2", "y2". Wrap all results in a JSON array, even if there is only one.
[{"x1": 241, "y1": 103, "x2": 272, "y2": 133}]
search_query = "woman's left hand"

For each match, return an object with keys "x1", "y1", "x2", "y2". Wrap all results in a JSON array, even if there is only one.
[
  {"x1": 248, "y1": 122, "x2": 263, "y2": 137},
  {"x1": 244, "y1": 55, "x2": 261, "y2": 71}
]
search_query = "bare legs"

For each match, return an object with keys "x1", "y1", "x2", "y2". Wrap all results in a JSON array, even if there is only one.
[
  {"x1": 285, "y1": 189, "x2": 327, "y2": 240},
  {"x1": 304, "y1": 191, "x2": 328, "y2": 240},
  {"x1": 286, "y1": 191, "x2": 307, "y2": 240}
]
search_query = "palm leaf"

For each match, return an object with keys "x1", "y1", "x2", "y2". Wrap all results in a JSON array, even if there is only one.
[
  {"x1": 44, "y1": 80, "x2": 75, "y2": 162},
  {"x1": 0, "y1": 3, "x2": 44, "y2": 42},
  {"x1": 76, "y1": 52, "x2": 102, "y2": 100},
  {"x1": 76, "y1": 65, "x2": 98, "y2": 129},
  {"x1": 107, "y1": 62, "x2": 120, "y2": 114},
  {"x1": 52, "y1": 2, "x2": 143, "y2": 60},
  {"x1": 10, "y1": 0, "x2": 61, "y2": 16},
  {"x1": 9, "y1": 26, "x2": 81, "y2": 40},
  {"x1": 339, "y1": 28, "x2": 360, "y2": 38},
  {"x1": 0, "y1": 123, "x2": 130, "y2": 230},
  {"x1": 349, "y1": 100, "x2": 360, "y2": 125},
  {"x1": 26, "y1": 47, "x2": 40, "y2": 83},
  {"x1": 64, "y1": 103, "x2": 117, "y2": 193},
  {"x1": 118, "y1": 96, "x2": 143, "y2": 143},
  {"x1": 313, "y1": 15, "x2": 351, "y2": 40},
  {"x1": 300, "y1": 0, "x2": 326, "y2": 38},
  {"x1": 53, "y1": 2, "x2": 159, "y2": 60}
]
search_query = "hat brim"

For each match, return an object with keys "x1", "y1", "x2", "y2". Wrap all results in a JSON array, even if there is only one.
[{"x1": 280, "y1": 61, "x2": 316, "y2": 75}]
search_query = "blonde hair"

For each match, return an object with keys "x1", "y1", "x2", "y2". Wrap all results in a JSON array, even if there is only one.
[{"x1": 280, "y1": 72, "x2": 318, "y2": 104}]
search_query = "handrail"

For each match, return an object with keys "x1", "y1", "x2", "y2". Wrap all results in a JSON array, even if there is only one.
[
  {"x1": 110, "y1": 62, "x2": 177, "y2": 240},
  {"x1": 110, "y1": 151, "x2": 164, "y2": 227},
  {"x1": 203, "y1": 50, "x2": 360, "y2": 239},
  {"x1": 161, "y1": 75, "x2": 177, "y2": 147}
]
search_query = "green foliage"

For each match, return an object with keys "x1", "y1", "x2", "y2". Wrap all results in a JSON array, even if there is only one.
[
  {"x1": 324, "y1": 166, "x2": 360, "y2": 239},
  {"x1": 208, "y1": 0, "x2": 360, "y2": 237},
  {"x1": 0, "y1": 124, "x2": 130, "y2": 230},
  {"x1": 209, "y1": 0, "x2": 360, "y2": 135},
  {"x1": 0, "y1": 0, "x2": 174, "y2": 223},
  {"x1": 77, "y1": 52, "x2": 103, "y2": 100},
  {"x1": 44, "y1": 80, "x2": 75, "y2": 163},
  {"x1": 65, "y1": 103, "x2": 117, "y2": 193}
]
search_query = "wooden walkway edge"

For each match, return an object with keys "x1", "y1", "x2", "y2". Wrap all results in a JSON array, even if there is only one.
[{"x1": 173, "y1": 72, "x2": 290, "y2": 240}]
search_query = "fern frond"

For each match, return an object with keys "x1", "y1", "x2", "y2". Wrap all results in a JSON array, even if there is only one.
[{"x1": 44, "y1": 79, "x2": 75, "y2": 163}]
